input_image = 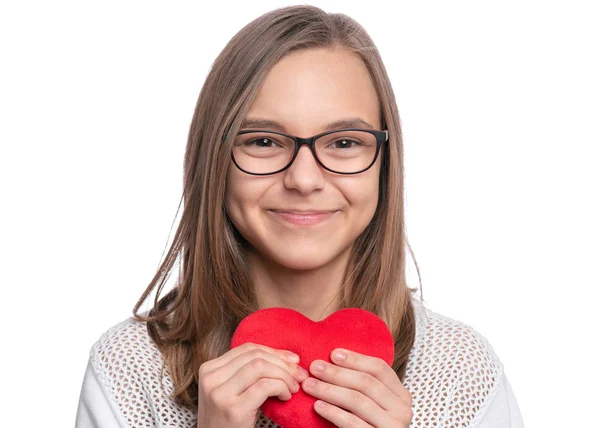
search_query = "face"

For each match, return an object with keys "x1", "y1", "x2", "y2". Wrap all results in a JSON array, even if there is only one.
[{"x1": 226, "y1": 47, "x2": 383, "y2": 271}]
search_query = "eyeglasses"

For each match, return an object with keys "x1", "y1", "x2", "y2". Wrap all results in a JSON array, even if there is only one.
[{"x1": 228, "y1": 128, "x2": 388, "y2": 175}]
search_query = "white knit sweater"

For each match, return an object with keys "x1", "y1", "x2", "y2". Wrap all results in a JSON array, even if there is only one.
[{"x1": 75, "y1": 297, "x2": 524, "y2": 427}]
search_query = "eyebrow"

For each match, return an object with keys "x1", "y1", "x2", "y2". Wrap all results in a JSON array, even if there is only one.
[{"x1": 240, "y1": 117, "x2": 376, "y2": 132}]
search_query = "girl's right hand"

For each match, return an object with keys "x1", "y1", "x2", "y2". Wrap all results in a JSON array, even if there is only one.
[{"x1": 197, "y1": 342, "x2": 309, "y2": 428}]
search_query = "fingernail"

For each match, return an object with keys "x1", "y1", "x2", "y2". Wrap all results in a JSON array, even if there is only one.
[
  {"x1": 298, "y1": 366, "x2": 309, "y2": 378},
  {"x1": 286, "y1": 352, "x2": 300, "y2": 362},
  {"x1": 333, "y1": 350, "x2": 346, "y2": 361},
  {"x1": 312, "y1": 361, "x2": 325, "y2": 372},
  {"x1": 315, "y1": 400, "x2": 327, "y2": 409},
  {"x1": 304, "y1": 378, "x2": 317, "y2": 388}
]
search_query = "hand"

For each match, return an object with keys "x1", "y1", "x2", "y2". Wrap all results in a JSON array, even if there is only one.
[
  {"x1": 301, "y1": 348, "x2": 413, "y2": 427},
  {"x1": 197, "y1": 342, "x2": 309, "y2": 428}
]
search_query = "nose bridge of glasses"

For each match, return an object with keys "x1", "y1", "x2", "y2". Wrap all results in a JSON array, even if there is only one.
[
  {"x1": 286, "y1": 136, "x2": 322, "y2": 172},
  {"x1": 293, "y1": 136, "x2": 319, "y2": 158},
  {"x1": 295, "y1": 136, "x2": 316, "y2": 148}
]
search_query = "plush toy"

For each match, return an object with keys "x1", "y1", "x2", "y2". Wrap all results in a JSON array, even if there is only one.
[{"x1": 230, "y1": 307, "x2": 395, "y2": 428}]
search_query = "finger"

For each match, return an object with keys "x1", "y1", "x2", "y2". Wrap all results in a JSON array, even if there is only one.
[
  {"x1": 330, "y1": 348, "x2": 413, "y2": 405},
  {"x1": 302, "y1": 376, "x2": 392, "y2": 427},
  {"x1": 201, "y1": 342, "x2": 300, "y2": 374},
  {"x1": 211, "y1": 348, "x2": 308, "y2": 387},
  {"x1": 313, "y1": 400, "x2": 373, "y2": 428},
  {"x1": 307, "y1": 359, "x2": 400, "y2": 412},
  {"x1": 237, "y1": 378, "x2": 292, "y2": 413},
  {"x1": 215, "y1": 357, "x2": 300, "y2": 400}
]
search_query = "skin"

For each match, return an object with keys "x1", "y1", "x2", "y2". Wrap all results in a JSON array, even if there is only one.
[
  {"x1": 212, "y1": 47, "x2": 413, "y2": 427},
  {"x1": 226, "y1": 46, "x2": 381, "y2": 322}
]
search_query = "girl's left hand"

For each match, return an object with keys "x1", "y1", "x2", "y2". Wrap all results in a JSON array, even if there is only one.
[{"x1": 301, "y1": 348, "x2": 414, "y2": 427}]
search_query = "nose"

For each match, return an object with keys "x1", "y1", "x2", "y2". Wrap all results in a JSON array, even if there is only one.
[{"x1": 282, "y1": 144, "x2": 325, "y2": 195}]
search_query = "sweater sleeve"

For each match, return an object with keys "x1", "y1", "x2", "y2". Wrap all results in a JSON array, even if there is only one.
[
  {"x1": 477, "y1": 374, "x2": 525, "y2": 428},
  {"x1": 75, "y1": 357, "x2": 130, "y2": 428}
]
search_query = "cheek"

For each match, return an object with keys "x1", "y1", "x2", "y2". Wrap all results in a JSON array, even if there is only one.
[
  {"x1": 338, "y1": 169, "x2": 381, "y2": 214},
  {"x1": 225, "y1": 166, "x2": 273, "y2": 229},
  {"x1": 225, "y1": 166, "x2": 250, "y2": 229}
]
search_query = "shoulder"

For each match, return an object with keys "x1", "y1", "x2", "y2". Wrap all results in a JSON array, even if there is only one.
[
  {"x1": 87, "y1": 316, "x2": 197, "y2": 427},
  {"x1": 89, "y1": 316, "x2": 163, "y2": 387},
  {"x1": 406, "y1": 297, "x2": 506, "y2": 427}
]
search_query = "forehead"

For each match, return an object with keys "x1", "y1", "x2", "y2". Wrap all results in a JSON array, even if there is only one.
[{"x1": 246, "y1": 47, "x2": 381, "y2": 135}]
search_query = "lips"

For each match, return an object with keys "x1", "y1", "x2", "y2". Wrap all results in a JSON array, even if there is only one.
[
  {"x1": 269, "y1": 209, "x2": 338, "y2": 226},
  {"x1": 271, "y1": 209, "x2": 337, "y2": 215}
]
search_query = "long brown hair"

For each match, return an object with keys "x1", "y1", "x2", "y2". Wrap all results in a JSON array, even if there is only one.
[{"x1": 132, "y1": 4, "x2": 423, "y2": 409}]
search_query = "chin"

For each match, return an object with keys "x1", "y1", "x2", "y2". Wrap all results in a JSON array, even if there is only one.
[
  {"x1": 265, "y1": 243, "x2": 350, "y2": 272},
  {"x1": 243, "y1": 229, "x2": 356, "y2": 272},
  {"x1": 273, "y1": 256, "x2": 332, "y2": 271}
]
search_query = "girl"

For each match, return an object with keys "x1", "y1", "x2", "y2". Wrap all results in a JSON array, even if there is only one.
[{"x1": 76, "y1": 5, "x2": 524, "y2": 427}]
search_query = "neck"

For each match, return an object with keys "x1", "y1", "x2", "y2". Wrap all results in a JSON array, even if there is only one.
[{"x1": 249, "y1": 248, "x2": 352, "y2": 322}]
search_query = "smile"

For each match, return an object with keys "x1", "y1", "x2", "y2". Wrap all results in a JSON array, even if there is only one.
[{"x1": 269, "y1": 210, "x2": 338, "y2": 226}]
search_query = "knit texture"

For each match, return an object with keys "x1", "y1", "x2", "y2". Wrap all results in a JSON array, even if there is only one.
[{"x1": 88, "y1": 296, "x2": 503, "y2": 427}]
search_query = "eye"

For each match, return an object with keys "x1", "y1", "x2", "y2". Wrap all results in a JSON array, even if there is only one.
[
  {"x1": 328, "y1": 138, "x2": 362, "y2": 149},
  {"x1": 244, "y1": 137, "x2": 280, "y2": 148}
]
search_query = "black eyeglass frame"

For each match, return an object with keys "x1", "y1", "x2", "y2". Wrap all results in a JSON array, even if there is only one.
[{"x1": 227, "y1": 128, "x2": 389, "y2": 176}]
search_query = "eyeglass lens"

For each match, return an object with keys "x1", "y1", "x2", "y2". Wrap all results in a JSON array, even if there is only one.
[{"x1": 232, "y1": 130, "x2": 378, "y2": 174}]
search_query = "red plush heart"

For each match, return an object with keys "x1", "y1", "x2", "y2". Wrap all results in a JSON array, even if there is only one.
[{"x1": 230, "y1": 308, "x2": 395, "y2": 428}]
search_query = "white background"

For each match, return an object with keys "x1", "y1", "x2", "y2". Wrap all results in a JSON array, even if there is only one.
[{"x1": 1, "y1": 0, "x2": 598, "y2": 426}]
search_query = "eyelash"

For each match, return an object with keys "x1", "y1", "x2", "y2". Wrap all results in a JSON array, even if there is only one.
[{"x1": 242, "y1": 138, "x2": 363, "y2": 148}]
